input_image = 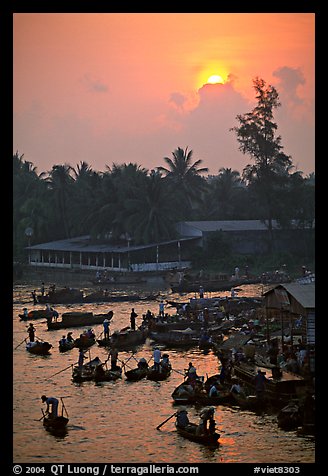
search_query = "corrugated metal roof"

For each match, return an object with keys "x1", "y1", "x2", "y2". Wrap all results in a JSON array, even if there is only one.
[
  {"x1": 263, "y1": 283, "x2": 315, "y2": 309},
  {"x1": 26, "y1": 235, "x2": 198, "y2": 253},
  {"x1": 180, "y1": 220, "x2": 279, "y2": 232}
]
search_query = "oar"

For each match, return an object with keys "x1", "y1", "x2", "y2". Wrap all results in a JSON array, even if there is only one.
[
  {"x1": 60, "y1": 397, "x2": 69, "y2": 418},
  {"x1": 45, "y1": 363, "x2": 75, "y2": 380},
  {"x1": 35, "y1": 410, "x2": 46, "y2": 421},
  {"x1": 14, "y1": 337, "x2": 27, "y2": 350},
  {"x1": 156, "y1": 412, "x2": 177, "y2": 430},
  {"x1": 171, "y1": 368, "x2": 186, "y2": 377}
]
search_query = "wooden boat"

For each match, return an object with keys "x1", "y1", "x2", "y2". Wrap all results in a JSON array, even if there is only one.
[
  {"x1": 73, "y1": 335, "x2": 96, "y2": 349},
  {"x1": 110, "y1": 327, "x2": 148, "y2": 350},
  {"x1": 125, "y1": 363, "x2": 149, "y2": 381},
  {"x1": 58, "y1": 339, "x2": 75, "y2": 352},
  {"x1": 97, "y1": 337, "x2": 111, "y2": 347},
  {"x1": 171, "y1": 381, "x2": 200, "y2": 404},
  {"x1": 26, "y1": 340, "x2": 52, "y2": 355},
  {"x1": 230, "y1": 390, "x2": 263, "y2": 410},
  {"x1": 72, "y1": 356, "x2": 102, "y2": 382},
  {"x1": 149, "y1": 328, "x2": 199, "y2": 348},
  {"x1": 277, "y1": 401, "x2": 302, "y2": 430},
  {"x1": 42, "y1": 397, "x2": 69, "y2": 433},
  {"x1": 19, "y1": 309, "x2": 53, "y2": 321},
  {"x1": 232, "y1": 362, "x2": 307, "y2": 407},
  {"x1": 37, "y1": 287, "x2": 84, "y2": 304},
  {"x1": 146, "y1": 363, "x2": 172, "y2": 381},
  {"x1": 84, "y1": 291, "x2": 157, "y2": 303},
  {"x1": 94, "y1": 365, "x2": 122, "y2": 383},
  {"x1": 47, "y1": 310, "x2": 113, "y2": 330},
  {"x1": 43, "y1": 415, "x2": 69, "y2": 432},
  {"x1": 175, "y1": 422, "x2": 220, "y2": 446},
  {"x1": 171, "y1": 275, "x2": 260, "y2": 293}
]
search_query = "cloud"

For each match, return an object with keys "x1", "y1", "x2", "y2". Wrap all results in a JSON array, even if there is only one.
[{"x1": 82, "y1": 73, "x2": 109, "y2": 93}]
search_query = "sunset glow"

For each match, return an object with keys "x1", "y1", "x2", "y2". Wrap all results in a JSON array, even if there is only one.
[
  {"x1": 207, "y1": 75, "x2": 225, "y2": 84},
  {"x1": 13, "y1": 13, "x2": 315, "y2": 175}
]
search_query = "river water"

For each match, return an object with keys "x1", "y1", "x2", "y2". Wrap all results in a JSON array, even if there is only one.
[{"x1": 12, "y1": 282, "x2": 315, "y2": 465}]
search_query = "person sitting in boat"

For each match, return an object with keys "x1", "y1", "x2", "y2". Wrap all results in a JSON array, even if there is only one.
[
  {"x1": 176, "y1": 408, "x2": 191, "y2": 429},
  {"x1": 41, "y1": 395, "x2": 59, "y2": 418},
  {"x1": 86, "y1": 328, "x2": 95, "y2": 339},
  {"x1": 230, "y1": 378, "x2": 245, "y2": 396},
  {"x1": 161, "y1": 353, "x2": 170, "y2": 370},
  {"x1": 109, "y1": 346, "x2": 119, "y2": 370},
  {"x1": 66, "y1": 332, "x2": 74, "y2": 343},
  {"x1": 137, "y1": 358, "x2": 148, "y2": 370},
  {"x1": 209, "y1": 382, "x2": 221, "y2": 397},
  {"x1": 59, "y1": 335, "x2": 67, "y2": 347},
  {"x1": 23, "y1": 307, "x2": 28, "y2": 319},
  {"x1": 95, "y1": 363, "x2": 106, "y2": 379},
  {"x1": 254, "y1": 370, "x2": 267, "y2": 400}
]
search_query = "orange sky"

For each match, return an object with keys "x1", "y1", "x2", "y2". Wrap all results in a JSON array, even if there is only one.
[{"x1": 13, "y1": 13, "x2": 315, "y2": 175}]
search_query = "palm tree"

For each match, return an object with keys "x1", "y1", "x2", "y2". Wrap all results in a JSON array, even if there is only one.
[
  {"x1": 46, "y1": 164, "x2": 74, "y2": 238},
  {"x1": 123, "y1": 171, "x2": 179, "y2": 244},
  {"x1": 156, "y1": 146, "x2": 208, "y2": 217}
]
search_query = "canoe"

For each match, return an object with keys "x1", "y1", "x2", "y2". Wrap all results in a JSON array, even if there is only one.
[
  {"x1": 171, "y1": 382, "x2": 198, "y2": 404},
  {"x1": 43, "y1": 415, "x2": 69, "y2": 432},
  {"x1": 19, "y1": 309, "x2": 52, "y2": 320},
  {"x1": 277, "y1": 402, "x2": 303, "y2": 430},
  {"x1": 146, "y1": 364, "x2": 172, "y2": 381},
  {"x1": 59, "y1": 340, "x2": 75, "y2": 352},
  {"x1": 73, "y1": 336, "x2": 96, "y2": 349},
  {"x1": 94, "y1": 366, "x2": 122, "y2": 383},
  {"x1": 26, "y1": 341, "x2": 52, "y2": 355},
  {"x1": 47, "y1": 310, "x2": 113, "y2": 330},
  {"x1": 125, "y1": 366, "x2": 149, "y2": 381},
  {"x1": 175, "y1": 422, "x2": 220, "y2": 446},
  {"x1": 230, "y1": 390, "x2": 264, "y2": 410},
  {"x1": 72, "y1": 356, "x2": 102, "y2": 382}
]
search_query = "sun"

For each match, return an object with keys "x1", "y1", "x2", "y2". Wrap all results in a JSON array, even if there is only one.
[{"x1": 207, "y1": 74, "x2": 224, "y2": 84}]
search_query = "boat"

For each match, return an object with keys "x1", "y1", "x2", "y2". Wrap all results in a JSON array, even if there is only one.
[
  {"x1": 110, "y1": 327, "x2": 148, "y2": 350},
  {"x1": 169, "y1": 271, "x2": 260, "y2": 293},
  {"x1": 230, "y1": 389, "x2": 263, "y2": 410},
  {"x1": 72, "y1": 356, "x2": 102, "y2": 382},
  {"x1": 47, "y1": 310, "x2": 113, "y2": 330},
  {"x1": 91, "y1": 274, "x2": 147, "y2": 285},
  {"x1": 149, "y1": 328, "x2": 199, "y2": 348},
  {"x1": 73, "y1": 335, "x2": 96, "y2": 349},
  {"x1": 232, "y1": 362, "x2": 307, "y2": 407},
  {"x1": 277, "y1": 401, "x2": 303, "y2": 430},
  {"x1": 58, "y1": 339, "x2": 75, "y2": 352},
  {"x1": 83, "y1": 290, "x2": 159, "y2": 303},
  {"x1": 175, "y1": 422, "x2": 220, "y2": 446},
  {"x1": 19, "y1": 309, "x2": 53, "y2": 321},
  {"x1": 124, "y1": 357, "x2": 150, "y2": 381},
  {"x1": 37, "y1": 287, "x2": 84, "y2": 304},
  {"x1": 171, "y1": 381, "x2": 201, "y2": 404},
  {"x1": 146, "y1": 362, "x2": 172, "y2": 381},
  {"x1": 94, "y1": 365, "x2": 122, "y2": 383},
  {"x1": 42, "y1": 397, "x2": 69, "y2": 434},
  {"x1": 26, "y1": 340, "x2": 52, "y2": 355}
]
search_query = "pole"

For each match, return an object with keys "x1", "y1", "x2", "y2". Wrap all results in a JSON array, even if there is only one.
[{"x1": 156, "y1": 412, "x2": 177, "y2": 430}]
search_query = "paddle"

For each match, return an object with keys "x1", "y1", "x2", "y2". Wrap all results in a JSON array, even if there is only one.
[
  {"x1": 156, "y1": 412, "x2": 177, "y2": 430},
  {"x1": 14, "y1": 337, "x2": 27, "y2": 350},
  {"x1": 171, "y1": 368, "x2": 186, "y2": 377},
  {"x1": 45, "y1": 363, "x2": 75, "y2": 380}
]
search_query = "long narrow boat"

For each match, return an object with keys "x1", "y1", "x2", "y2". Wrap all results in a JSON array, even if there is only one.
[
  {"x1": 110, "y1": 327, "x2": 148, "y2": 350},
  {"x1": 72, "y1": 356, "x2": 102, "y2": 382},
  {"x1": 19, "y1": 309, "x2": 53, "y2": 321},
  {"x1": 43, "y1": 415, "x2": 69, "y2": 433},
  {"x1": 47, "y1": 310, "x2": 113, "y2": 330},
  {"x1": 94, "y1": 366, "x2": 122, "y2": 383},
  {"x1": 175, "y1": 422, "x2": 220, "y2": 446},
  {"x1": 232, "y1": 362, "x2": 307, "y2": 407},
  {"x1": 125, "y1": 366, "x2": 149, "y2": 381}
]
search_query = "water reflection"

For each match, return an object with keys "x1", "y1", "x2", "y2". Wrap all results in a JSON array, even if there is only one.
[{"x1": 12, "y1": 284, "x2": 315, "y2": 464}]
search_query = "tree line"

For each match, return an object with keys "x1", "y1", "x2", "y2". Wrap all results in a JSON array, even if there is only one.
[{"x1": 13, "y1": 78, "x2": 315, "y2": 262}]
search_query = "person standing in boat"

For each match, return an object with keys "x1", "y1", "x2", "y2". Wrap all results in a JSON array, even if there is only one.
[
  {"x1": 254, "y1": 370, "x2": 267, "y2": 400},
  {"x1": 23, "y1": 307, "x2": 29, "y2": 319},
  {"x1": 153, "y1": 347, "x2": 162, "y2": 372},
  {"x1": 78, "y1": 348, "x2": 87, "y2": 370},
  {"x1": 130, "y1": 308, "x2": 138, "y2": 330},
  {"x1": 103, "y1": 318, "x2": 110, "y2": 340},
  {"x1": 109, "y1": 346, "x2": 119, "y2": 370},
  {"x1": 31, "y1": 290, "x2": 38, "y2": 305},
  {"x1": 41, "y1": 395, "x2": 59, "y2": 418},
  {"x1": 27, "y1": 323, "x2": 36, "y2": 342}
]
